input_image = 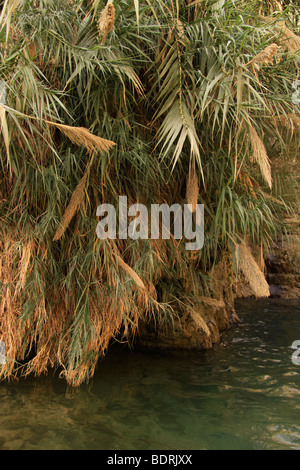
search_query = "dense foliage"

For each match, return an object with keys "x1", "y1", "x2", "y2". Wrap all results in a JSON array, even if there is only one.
[{"x1": 0, "y1": 0, "x2": 299, "y2": 384}]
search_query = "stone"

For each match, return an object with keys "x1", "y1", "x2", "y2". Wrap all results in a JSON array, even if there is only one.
[{"x1": 136, "y1": 252, "x2": 238, "y2": 351}]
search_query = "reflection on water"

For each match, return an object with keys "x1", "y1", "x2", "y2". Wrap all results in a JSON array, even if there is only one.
[{"x1": 0, "y1": 299, "x2": 300, "y2": 450}]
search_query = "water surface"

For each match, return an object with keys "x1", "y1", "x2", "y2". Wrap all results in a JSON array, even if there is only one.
[{"x1": 0, "y1": 299, "x2": 300, "y2": 450}]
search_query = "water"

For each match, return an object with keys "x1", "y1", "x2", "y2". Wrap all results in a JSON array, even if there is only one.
[{"x1": 0, "y1": 299, "x2": 300, "y2": 450}]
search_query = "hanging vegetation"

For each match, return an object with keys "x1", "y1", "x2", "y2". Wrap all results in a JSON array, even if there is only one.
[{"x1": 0, "y1": 0, "x2": 299, "y2": 385}]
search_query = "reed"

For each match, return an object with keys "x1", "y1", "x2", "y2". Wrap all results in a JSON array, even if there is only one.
[
  {"x1": 0, "y1": 0, "x2": 297, "y2": 387},
  {"x1": 248, "y1": 43, "x2": 279, "y2": 71},
  {"x1": 238, "y1": 244, "x2": 270, "y2": 298},
  {"x1": 98, "y1": 2, "x2": 115, "y2": 44},
  {"x1": 116, "y1": 254, "x2": 146, "y2": 290},
  {"x1": 186, "y1": 169, "x2": 199, "y2": 213},
  {"x1": 52, "y1": 166, "x2": 89, "y2": 241},
  {"x1": 248, "y1": 123, "x2": 272, "y2": 189},
  {"x1": 278, "y1": 23, "x2": 300, "y2": 55},
  {"x1": 273, "y1": 114, "x2": 300, "y2": 132},
  {"x1": 46, "y1": 122, "x2": 116, "y2": 156},
  {"x1": 257, "y1": 16, "x2": 300, "y2": 55}
]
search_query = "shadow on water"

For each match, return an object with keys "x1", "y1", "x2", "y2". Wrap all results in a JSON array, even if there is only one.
[{"x1": 0, "y1": 299, "x2": 300, "y2": 450}]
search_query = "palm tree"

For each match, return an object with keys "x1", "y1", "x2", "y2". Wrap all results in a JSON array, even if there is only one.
[{"x1": 0, "y1": 0, "x2": 299, "y2": 385}]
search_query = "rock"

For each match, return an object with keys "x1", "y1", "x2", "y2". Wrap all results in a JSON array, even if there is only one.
[
  {"x1": 4, "y1": 439, "x2": 25, "y2": 450},
  {"x1": 0, "y1": 437, "x2": 6, "y2": 448},
  {"x1": 266, "y1": 235, "x2": 300, "y2": 300},
  {"x1": 136, "y1": 252, "x2": 238, "y2": 351},
  {"x1": 136, "y1": 297, "x2": 233, "y2": 351},
  {"x1": 235, "y1": 234, "x2": 300, "y2": 300}
]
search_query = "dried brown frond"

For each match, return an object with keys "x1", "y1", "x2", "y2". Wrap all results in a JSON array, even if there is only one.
[
  {"x1": 237, "y1": 169, "x2": 259, "y2": 198},
  {"x1": 0, "y1": 105, "x2": 10, "y2": 161},
  {"x1": 174, "y1": 18, "x2": 185, "y2": 44},
  {"x1": 271, "y1": 0, "x2": 283, "y2": 12},
  {"x1": 0, "y1": 230, "x2": 163, "y2": 387},
  {"x1": 145, "y1": 282, "x2": 157, "y2": 300},
  {"x1": 0, "y1": 234, "x2": 27, "y2": 380},
  {"x1": 277, "y1": 22, "x2": 300, "y2": 55},
  {"x1": 248, "y1": 122, "x2": 272, "y2": 189},
  {"x1": 273, "y1": 113, "x2": 300, "y2": 132},
  {"x1": 258, "y1": 16, "x2": 300, "y2": 55},
  {"x1": 46, "y1": 121, "x2": 116, "y2": 156},
  {"x1": 176, "y1": 19, "x2": 184, "y2": 37},
  {"x1": 18, "y1": 239, "x2": 34, "y2": 289},
  {"x1": 98, "y1": 2, "x2": 115, "y2": 44},
  {"x1": 53, "y1": 166, "x2": 89, "y2": 241},
  {"x1": 9, "y1": 24, "x2": 21, "y2": 43},
  {"x1": 260, "y1": 0, "x2": 283, "y2": 14},
  {"x1": 261, "y1": 191, "x2": 285, "y2": 206},
  {"x1": 284, "y1": 217, "x2": 300, "y2": 226},
  {"x1": 186, "y1": 169, "x2": 199, "y2": 213},
  {"x1": 248, "y1": 43, "x2": 279, "y2": 71},
  {"x1": 238, "y1": 244, "x2": 270, "y2": 298},
  {"x1": 116, "y1": 255, "x2": 146, "y2": 290}
]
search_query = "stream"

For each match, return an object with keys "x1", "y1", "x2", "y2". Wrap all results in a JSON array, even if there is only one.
[{"x1": 0, "y1": 299, "x2": 300, "y2": 450}]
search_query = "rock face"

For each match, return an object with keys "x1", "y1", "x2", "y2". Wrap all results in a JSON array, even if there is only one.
[
  {"x1": 234, "y1": 234, "x2": 300, "y2": 300},
  {"x1": 136, "y1": 253, "x2": 239, "y2": 351},
  {"x1": 137, "y1": 297, "x2": 234, "y2": 351},
  {"x1": 136, "y1": 233, "x2": 300, "y2": 352},
  {"x1": 266, "y1": 235, "x2": 300, "y2": 300}
]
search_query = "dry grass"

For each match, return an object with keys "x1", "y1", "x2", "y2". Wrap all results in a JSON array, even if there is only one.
[
  {"x1": 98, "y1": 2, "x2": 115, "y2": 44},
  {"x1": 248, "y1": 122, "x2": 272, "y2": 189},
  {"x1": 19, "y1": 238, "x2": 35, "y2": 288},
  {"x1": 0, "y1": 234, "x2": 50, "y2": 381},
  {"x1": 0, "y1": 0, "x2": 295, "y2": 389},
  {"x1": 248, "y1": 43, "x2": 279, "y2": 71},
  {"x1": 0, "y1": 105, "x2": 10, "y2": 161},
  {"x1": 50, "y1": 124, "x2": 116, "y2": 241},
  {"x1": 116, "y1": 254, "x2": 146, "y2": 290},
  {"x1": 52, "y1": 165, "x2": 89, "y2": 241},
  {"x1": 186, "y1": 169, "x2": 199, "y2": 213},
  {"x1": 258, "y1": 0, "x2": 283, "y2": 15},
  {"x1": 258, "y1": 16, "x2": 300, "y2": 56},
  {"x1": 273, "y1": 113, "x2": 300, "y2": 133},
  {"x1": 0, "y1": 230, "x2": 164, "y2": 387},
  {"x1": 238, "y1": 244, "x2": 270, "y2": 297},
  {"x1": 46, "y1": 122, "x2": 116, "y2": 156},
  {"x1": 236, "y1": 166, "x2": 259, "y2": 197},
  {"x1": 278, "y1": 22, "x2": 300, "y2": 55}
]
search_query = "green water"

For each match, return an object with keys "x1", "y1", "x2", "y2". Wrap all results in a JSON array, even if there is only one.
[{"x1": 0, "y1": 299, "x2": 300, "y2": 450}]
